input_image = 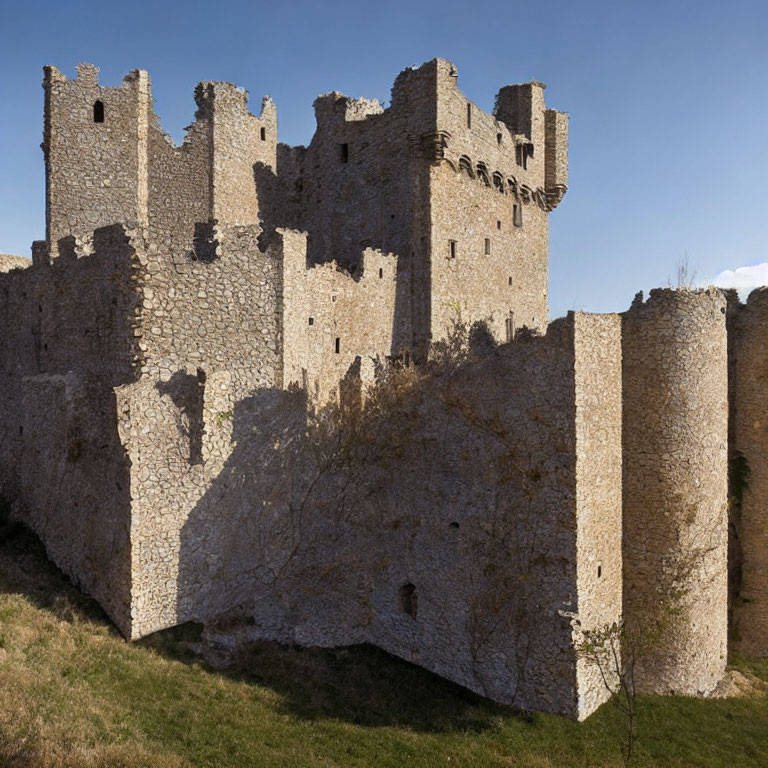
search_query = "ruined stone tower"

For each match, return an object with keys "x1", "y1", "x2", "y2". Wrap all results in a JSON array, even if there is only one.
[{"x1": 2, "y1": 57, "x2": 763, "y2": 724}]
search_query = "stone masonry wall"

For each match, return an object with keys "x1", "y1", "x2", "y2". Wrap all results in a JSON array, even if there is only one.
[
  {"x1": 622, "y1": 288, "x2": 728, "y2": 695},
  {"x1": 0, "y1": 226, "x2": 144, "y2": 632},
  {"x1": 0, "y1": 224, "x2": 142, "y2": 385},
  {"x1": 146, "y1": 108, "x2": 210, "y2": 249},
  {"x1": 16, "y1": 373, "x2": 133, "y2": 631},
  {"x1": 573, "y1": 312, "x2": 623, "y2": 717},
  {"x1": 117, "y1": 223, "x2": 284, "y2": 638},
  {"x1": 162, "y1": 313, "x2": 621, "y2": 720},
  {"x1": 729, "y1": 289, "x2": 768, "y2": 657},
  {"x1": 281, "y1": 229, "x2": 398, "y2": 402},
  {"x1": 134, "y1": 223, "x2": 281, "y2": 397},
  {"x1": 206, "y1": 83, "x2": 277, "y2": 228}
]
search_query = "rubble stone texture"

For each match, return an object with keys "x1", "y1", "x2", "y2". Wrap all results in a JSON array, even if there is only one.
[
  {"x1": 0, "y1": 57, "x2": 758, "y2": 722},
  {"x1": 729, "y1": 289, "x2": 768, "y2": 656},
  {"x1": 622, "y1": 289, "x2": 729, "y2": 694}
]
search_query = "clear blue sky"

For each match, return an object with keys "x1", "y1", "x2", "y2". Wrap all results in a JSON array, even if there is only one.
[{"x1": 1, "y1": 0, "x2": 766, "y2": 318}]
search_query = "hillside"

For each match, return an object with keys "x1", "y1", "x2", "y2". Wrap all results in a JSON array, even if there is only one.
[{"x1": 0, "y1": 510, "x2": 766, "y2": 768}]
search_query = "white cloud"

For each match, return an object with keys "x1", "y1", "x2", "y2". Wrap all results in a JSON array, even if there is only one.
[{"x1": 709, "y1": 263, "x2": 768, "y2": 298}]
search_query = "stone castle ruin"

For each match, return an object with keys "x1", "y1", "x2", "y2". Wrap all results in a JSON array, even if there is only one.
[{"x1": 0, "y1": 59, "x2": 765, "y2": 721}]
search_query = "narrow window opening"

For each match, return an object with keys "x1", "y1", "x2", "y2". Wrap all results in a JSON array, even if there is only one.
[
  {"x1": 513, "y1": 204, "x2": 523, "y2": 227},
  {"x1": 466, "y1": 103, "x2": 472, "y2": 128},
  {"x1": 497, "y1": 220, "x2": 502, "y2": 230},
  {"x1": 379, "y1": 268, "x2": 383, "y2": 278},
  {"x1": 19, "y1": 425, "x2": 23, "y2": 436},
  {"x1": 340, "y1": 143, "x2": 349, "y2": 163},
  {"x1": 484, "y1": 237, "x2": 491, "y2": 255},
  {"x1": 597, "y1": 565, "x2": 602, "y2": 579},
  {"x1": 497, "y1": 132, "x2": 502, "y2": 144},
  {"x1": 515, "y1": 144, "x2": 530, "y2": 169},
  {"x1": 335, "y1": 337, "x2": 340, "y2": 354},
  {"x1": 260, "y1": 126, "x2": 266, "y2": 141},
  {"x1": 505, "y1": 315, "x2": 515, "y2": 342},
  {"x1": 308, "y1": 317, "x2": 314, "y2": 325},
  {"x1": 93, "y1": 100, "x2": 104, "y2": 123},
  {"x1": 508, "y1": 276, "x2": 513, "y2": 286},
  {"x1": 399, "y1": 583, "x2": 417, "y2": 618},
  {"x1": 449, "y1": 240, "x2": 457, "y2": 259}
]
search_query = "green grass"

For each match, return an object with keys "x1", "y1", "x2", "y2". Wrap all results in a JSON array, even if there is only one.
[{"x1": 0, "y1": 516, "x2": 766, "y2": 768}]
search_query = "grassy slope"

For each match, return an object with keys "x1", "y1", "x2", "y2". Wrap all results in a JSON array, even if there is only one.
[{"x1": 0, "y1": 518, "x2": 766, "y2": 768}]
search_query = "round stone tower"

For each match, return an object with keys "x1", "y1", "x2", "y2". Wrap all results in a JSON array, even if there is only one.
[{"x1": 622, "y1": 288, "x2": 728, "y2": 694}]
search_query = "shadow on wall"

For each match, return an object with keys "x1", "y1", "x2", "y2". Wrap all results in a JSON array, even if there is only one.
[
  {"x1": 175, "y1": 321, "x2": 580, "y2": 715},
  {"x1": 157, "y1": 370, "x2": 206, "y2": 466},
  {"x1": 175, "y1": 387, "x2": 311, "y2": 626}
]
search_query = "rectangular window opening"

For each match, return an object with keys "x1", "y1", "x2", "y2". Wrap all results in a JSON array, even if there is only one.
[
  {"x1": 335, "y1": 337, "x2": 340, "y2": 354},
  {"x1": 449, "y1": 240, "x2": 457, "y2": 259},
  {"x1": 308, "y1": 317, "x2": 314, "y2": 325},
  {"x1": 466, "y1": 103, "x2": 472, "y2": 128},
  {"x1": 513, "y1": 204, "x2": 523, "y2": 228},
  {"x1": 505, "y1": 316, "x2": 515, "y2": 343},
  {"x1": 340, "y1": 143, "x2": 349, "y2": 163},
  {"x1": 497, "y1": 220, "x2": 502, "y2": 230},
  {"x1": 484, "y1": 238, "x2": 491, "y2": 256},
  {"x1": 260, "y1": 126, "x2": 266, "y2": 141}
]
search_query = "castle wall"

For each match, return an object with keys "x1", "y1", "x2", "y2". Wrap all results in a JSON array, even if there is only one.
[
  {"x1": 622, "y1": 288, "x2": 728, "y2": 694},
  {"x1": 729, "y1": 289, "x2": 768, "y2": 657},
  {"x1": 134, "y1": 223, "x2": 281, "y2": 398},
  {"x1": 0, "y1": 224, "x2": 142, "y2": 384},
  {"x1": 296, "y1": 69, "x2": 435, "y2": 272},
  {"x1": 427, "y1": 63, "x2": 558, "y2": 344},
  {"x1": 0, "y1": 225, "x2": 144, "y2": 634},
  {"x1": 573, "y1": 312, "x2": 623, "y2": 718},
  {"x1": 166, "y1": 313, "x2": 620, "y2": 719},
  {"x1": 15, "y1": 374, "x2": 133, "y2": 631},
  {"x1": 115, "y1": 225, "x2": 284, "y2": 638}
]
